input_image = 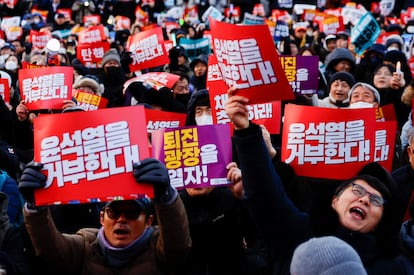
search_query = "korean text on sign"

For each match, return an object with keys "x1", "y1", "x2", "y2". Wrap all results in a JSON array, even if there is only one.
[
  {"x1": 40, "y1": 121, "x2": 140, "y2": 188},
  {"x1": 163, "y1": 127, "x2": 219, "y2": 188},
  {"x1": 22, "y1": 73, "x2": 68, "y2": 103},
  {"x1": 285, "y1": 120, "x2": 370, "y2": 165},
  {"x1": 214, "y1": 38, "x2": 277, "y2": 89}
]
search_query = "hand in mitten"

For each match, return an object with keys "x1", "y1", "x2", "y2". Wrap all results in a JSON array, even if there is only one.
[
  {"x1": 120, "y1": 51, "x2": 133, "y2": 74},
  {"x1": 133, "y1": 158, "x2": 176, "y2": 203},
  {"x1": 18, "y1": 162, "x2": 46, "y2": 209}
]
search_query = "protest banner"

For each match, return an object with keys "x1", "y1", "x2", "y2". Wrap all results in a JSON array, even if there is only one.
[
  {"x1": 318, "y1": 15, "x2": 345, "y2": 35},
  {"x1": 0, "y1": 16, "x2": 20, "y2": 31},
  {"x1": 76, "y1": 41, "x2": 110, "y2": 66},
  {"x1": 29, "y1": 29, "x2": 52, "y2": 51},
  {"x1": 376, "y1": 103, "x2": 397, "y2": 122},
  {"x1": 242, "y1": 12, "x2": 266, "y2": 25},
  {"x1": 78, "y1": 25, "x2": 107, "y2": 44},
  {"x1": 126, "y1": 27, "x2": 169, "y2": 72},
  {"x1": 179, "y1": 38, "x2": 210, "y2": 61},
  {"x1": 350, "y1": 12, "x2": 381, "y2": 56},
  {"x1": 33, "y1": 106, "x2": 152, "y2": 205},
  {"x1": 145, "y1": 109, "x2": 187, "y2": 134},
  {"x1": 73, "y1": 91, "x2": 108, "y2": 111},
  {"x1": 201, "y1": 6, "x2": 224, "y2": 24},
  {"x1": 207, "y1": 54, "x2": 282, "y2": 134},
  {"x1": 0, "y1": 79, "x2": 10, "y2": 104},
  {"x1": 281, "y1": 104, "x2": 378, "y2": 179},
  {"x1": 379, "y1": 0, "x2": 395, "y2": 16},
  {"x1": 280, "y1": 55, "x2": 319, "y2": 95},
  {"x1": 209, "y1": 18, "x2": 294, "y2": 104},
  {"x1": 224, "y1": 5, "x2": 241, "y2": 22},
  {"x1": 341, "y1": 3, "x2": 366, "y2": 26},
  {"x1": 76, "y1": 25, "x2": 110, "y2": 67},
  {"x1": 4, "y1": 25, "x2": 22, "y2": 41},
  {"x1": 374, "y1": 121, "x2": 397, "y2": 171},
  {"x1": 271, "y1": 9, "x2": 291, "y2": 22},
  {"x1": 19, "y1": 66, "x2": 73, "y2": 110},
  {"x1": 273, "y1": 20, "x2": 289, "y2": 42},
  {"x1": 151, "y1": 124, "x2": 232, "y2": 189},
  {"x1": 123, "y1": 72, "x2": 180, "y2": 91}
]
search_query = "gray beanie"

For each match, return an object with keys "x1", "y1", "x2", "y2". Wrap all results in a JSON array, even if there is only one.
[
  {"x1": 101, "y1": 48, "x2": 121, "y2": 67},
  {"x1": 349, "y1": 82, "x2": 380, "y2": 105},
  {"x1": 290, "y1": 236, "x2": 367, "y2": 275}
]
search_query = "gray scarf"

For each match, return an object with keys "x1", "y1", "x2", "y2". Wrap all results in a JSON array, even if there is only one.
[{"x1": 97, "y1": 226, "x2": 154, "y2": 268}]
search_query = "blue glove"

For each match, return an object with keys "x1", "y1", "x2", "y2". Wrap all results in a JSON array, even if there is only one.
[
  {"x1": 18, "y1": 162, "x2": 46, "y2": 209},
  {"x1": 133, "y1": 158, "x2": 175, "y2": 203}
]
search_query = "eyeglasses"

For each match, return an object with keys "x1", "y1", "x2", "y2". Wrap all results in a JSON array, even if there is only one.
[
  {"x1": 104, "y1": 207, "x2": 141, "y2": 220},
  {"x1": 351, "y1": 183, "x2": 385, "y2": 207}
]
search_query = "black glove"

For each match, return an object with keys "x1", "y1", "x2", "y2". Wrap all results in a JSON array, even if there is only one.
[
  {"x1": 133, "y1": 158, "x2": 175, "y2": 203},
  {"x1": 120, "y1": 51, "x2": 133, "y2": 74},
  {"x1": 24, "y1": 42, "x2": 32, "y2": 55},
  {"x1": 18, "y1": 162, "x2": 46, "y2": 209}
]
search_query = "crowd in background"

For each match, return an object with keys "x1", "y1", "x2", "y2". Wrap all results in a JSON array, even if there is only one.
[{"x1": 2, "y1": 0, "x2": 414, "y2": 274}]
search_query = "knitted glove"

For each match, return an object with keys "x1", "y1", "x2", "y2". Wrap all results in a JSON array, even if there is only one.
[{"x1": 133, "y1": 158, "x2": 175, "y2": 203}]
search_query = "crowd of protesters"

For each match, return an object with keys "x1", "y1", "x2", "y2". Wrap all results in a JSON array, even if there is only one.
[{"x1": 2, "y1": 0, "x2": 414, "y2": 274}]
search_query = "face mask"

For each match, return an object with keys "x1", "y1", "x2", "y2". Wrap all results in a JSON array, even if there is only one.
[
  {"x1": 33, "y1": 18, "x2": 40, "y2": 24},
  {"x1": 175, "y1": 93, "x2": 190, "y2": 106},
  {"x1": 5, "y1": 61, "x2": 17, "y2": 71},
  {"x1": 105, "y1": 66, "x2": 122, "y2": 75},
  {"x1": 349, "y1": 101, "x2": 375, "y2": 109},
  {"x1": 195, "y1": 114, "x2": 213, "y2": 126}
]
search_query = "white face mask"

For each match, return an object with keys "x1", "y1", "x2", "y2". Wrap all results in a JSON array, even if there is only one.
[
  {"x1": 195, "y1": 114, "x2": 213, "y2": 126},
  {"x1": 349, "y1": 101, "x2": 375, "y2": 109},
  {"x1": 5, "y1": 61, "x2": 17, "y2": 71}
]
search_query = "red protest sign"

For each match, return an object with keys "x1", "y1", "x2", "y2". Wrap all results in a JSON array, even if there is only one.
[
  {"x1": 319, "y1": 16, "x2": 345, "y2": 35},
  {"x1": 123, "y1": 72, "x2": 180, "y2": 91},
  {"x1": 145, "y1": 109, "x2": 187, "y2": 134},
  {"x1": 209, "y1": 18, "x2": 294, "y2": 104},
  {"x1": 376, "y1": 104, "x2": 397, "y2": 122},
  {"x1": 281, "y1": 104, "x2": 377, "y2": 180},
  {"x1": 78, "y1": 25, "x2": 107, "y2": 44},
  {"x1": 115, "y1": 15, "x2": 131, "y2": 31},
  {"x1": 207, "y1": 54, "x2": 281, "y2": 133},
  {"x1": 33, "y1": 106, "x2": 152, "y2": 205},
  {"x1": 19, "y1": 66, "x2": 73, "y2": 110},
  {"x1": 29, "y1": 29, "x2": 52, "y2": 51},
  {"x1": 374, "y1": 121, "x2": 397, "y2": 172},
  {"x1": 74, "y1": 90, "x2": 108, "y2": 111},
  {"x1": 0, "y1": 78, "x2": 10, "y2": 104},
  {"x1": 126, "y1": 27, "x2": 169, "y2": 72},
  {"x1": 76, "y1": 41, "x2": 110, "y2": 66}
]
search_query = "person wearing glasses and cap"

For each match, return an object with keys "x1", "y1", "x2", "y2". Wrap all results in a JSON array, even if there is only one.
[
  {"x1": 18, "y1": 158, "x2": 191, "y2": 274},
  {"x1": 224, "y1": 86, "x2": 404, "y2": 274}
]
